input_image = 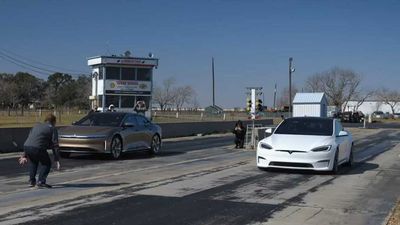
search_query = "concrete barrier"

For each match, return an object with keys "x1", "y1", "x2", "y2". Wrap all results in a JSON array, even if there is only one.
[{"x1": 0, "y1": 119, "x2": 273, "y2": 153}]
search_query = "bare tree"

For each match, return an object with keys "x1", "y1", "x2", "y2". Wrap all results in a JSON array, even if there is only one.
[
  {"x1": 191, "y1": 96, "x2": 200, "y2": 111},
  {"x1": 152, "y1": 78, "x2": 176, "y2": 110},
  {"x1": 305, "y1": 73, "x2": 325, "y2": 92},
  {"x1": 376, "y1": 88, "x2": 400, "y2": 114},
  {"x1": 172, "y1": 86, "x2": 195, "y2": 111},
  {"x1": 277, "y1": 85, "x2": 298, "y2": 109},
  {"x1": 351, "y1": 90, "x2": 374, "y2": 111},
  {"x1": 305, "y1": 67, "x2": 361, "y2": 110}
]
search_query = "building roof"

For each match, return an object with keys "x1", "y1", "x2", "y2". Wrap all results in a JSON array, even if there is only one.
[
  {"x1": 293, "y1": 92, "x2": 327, "y2": 104},
  {"x1": 205, "y1": 105, "x2": 223, "y2": 114},
  {"x1": 87, "y1": 55, "x2": 159, "y2": 67}
]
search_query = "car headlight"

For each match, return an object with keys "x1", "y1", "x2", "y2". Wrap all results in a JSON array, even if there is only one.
[
  {"x1": 260, "y1": 143, "x2": 273, "y2": 150},
  {"x1": 311, "y1": 145, "x2": 332, "y2": 152}
]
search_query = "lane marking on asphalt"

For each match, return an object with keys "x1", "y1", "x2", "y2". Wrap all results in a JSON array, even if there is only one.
[
  {"x1": 0, "y1": 146, "x2": 244, "y2": 195},
  {"x1": 0, "y1": 159, "x2": 255, "y2": 221},
  {"x1": 0, "y1": 144, "x2": 236, "y2": 184}
]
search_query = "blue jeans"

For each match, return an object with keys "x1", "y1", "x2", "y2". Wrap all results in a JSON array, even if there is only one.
[{"x1": 24, "y1": 146, "x2": 51, "y2": 184}]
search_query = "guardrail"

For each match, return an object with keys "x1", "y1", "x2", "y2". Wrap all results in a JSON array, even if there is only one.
[{"x1": 0, "y1": 119, "x2": 273, "y2": 153}]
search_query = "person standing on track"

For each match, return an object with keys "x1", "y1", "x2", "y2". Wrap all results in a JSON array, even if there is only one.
[
  {"x1": 233, "y1": 120, "x2": 246, "y2": 148},
  {"x1": 18, "y1": 114, "x2": 61, "y2": 188}
]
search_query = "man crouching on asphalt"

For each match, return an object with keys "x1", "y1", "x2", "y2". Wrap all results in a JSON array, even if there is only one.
[{"x1": 18, "y1": 114, "x2": 61, "y2": 188}]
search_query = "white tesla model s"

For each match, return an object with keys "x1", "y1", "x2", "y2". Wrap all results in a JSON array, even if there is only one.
[{"x1": 257, "y1": 117, "x2": 353, "y2": 173}]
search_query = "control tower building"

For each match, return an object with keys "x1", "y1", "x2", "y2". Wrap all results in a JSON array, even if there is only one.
[{"x1": 88, "y1": 55, "x2": 158, "y2": 118}]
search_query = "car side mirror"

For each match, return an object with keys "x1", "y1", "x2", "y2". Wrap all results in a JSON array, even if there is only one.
[
  {"x1": 122, "y1": 122, "x2": 135, "y2": 128},
  {"x1": 265, "y1": 128, "x2": 273, "y2": 134},
  {"x1": 338, "y1": 130, "x2": 348, "y2": 137}
]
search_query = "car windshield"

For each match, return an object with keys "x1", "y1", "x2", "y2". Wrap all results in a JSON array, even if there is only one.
[
  {"x1": 74, "y1": 113, "x2": 125, "y2": 127},
  {"x1": 274, "y1": 117, "x2": 333, "y2": 136}
]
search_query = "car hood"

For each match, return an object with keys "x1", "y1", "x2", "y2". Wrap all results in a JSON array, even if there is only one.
[
  {"x1": 262, "y1": 134, "x2": 333, "y2": 151},
  {"x1": 59, "y1": 126, "x2": 118, "y2": 137}
]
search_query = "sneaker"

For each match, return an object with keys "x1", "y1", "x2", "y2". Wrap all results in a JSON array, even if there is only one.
[
  {"x1": 29, "y1": 181, "x2": 36, "y2": 188},
  {"x1": 37, "y1": 183, "x2": 52, "y2": 188}
]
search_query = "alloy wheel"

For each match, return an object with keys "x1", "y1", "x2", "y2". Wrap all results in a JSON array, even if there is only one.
[
  {"x1": 111, "y1": 136, "x2": 122, "y2": 159},
  {"x1": 150, "y1": 135, "x2": 161, "y2": 155}
]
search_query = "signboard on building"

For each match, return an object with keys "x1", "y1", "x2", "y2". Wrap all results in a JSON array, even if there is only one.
[
  {"x1": 88, "y1": 56, "x2": 158, "y2": 67},
  {"x1": 105, "y1": 80, "x2": 151, "y2": 95}
]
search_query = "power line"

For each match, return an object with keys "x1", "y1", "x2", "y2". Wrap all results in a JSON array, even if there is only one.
[
  {"x1": 0, "y1": 50, "x2": 88, "y2": 78},
  {"x1": 0, "y1": 48, "x2": 88, "y2": 74},
  {"x1": 0, "y1": 50, "x2": 61, "y2": 74},
  {"x1": 0, "y1": 55, "x2": 51, "y2": 79}
]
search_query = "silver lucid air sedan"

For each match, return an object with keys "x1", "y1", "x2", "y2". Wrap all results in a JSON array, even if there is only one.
[{"x1": 58, "y1": 112, "x2": 162, "y2": 159}]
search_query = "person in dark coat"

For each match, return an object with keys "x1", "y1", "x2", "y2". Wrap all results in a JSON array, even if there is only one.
[{"x1": 233, "y1": 120, "x2": 246, "y2": 148}]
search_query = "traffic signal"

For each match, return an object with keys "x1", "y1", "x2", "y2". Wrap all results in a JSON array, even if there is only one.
[
  {"x1": 256, "y1": 99, "x2": 263, "y2": 111},
  {"x1": 246, "y1": 98, "x2": 252, "y2": 111}
]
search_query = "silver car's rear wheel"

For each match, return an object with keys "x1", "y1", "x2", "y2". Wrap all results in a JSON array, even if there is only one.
[
  {"x1": 110, "y1": 136, "x2": 122, "y2": 159},
  {"x1": 149, "y1": 135, "x2": 161, "y2": 155}
]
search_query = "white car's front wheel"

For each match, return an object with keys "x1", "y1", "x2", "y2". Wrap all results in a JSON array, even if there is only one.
[
  {"x1": 345, "y1": 144, "x2": 354, "y2": 167},
  {"x1": 331, "y1": 149, "x2": 339, "y2": 174}
]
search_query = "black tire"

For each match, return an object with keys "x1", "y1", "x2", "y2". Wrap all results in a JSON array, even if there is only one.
[
  {"x1": 258, "y1": 167, "x2": 268, "y2": 171},
  {"x1": 110, "y1": 136, "x2": 123, "y2": 160},
  {"x1": 149, "y1": 135, "x2": 161, "y2": 155},
  {"x1": 331, "y1": 149, "x2": 339, "y2": 174},
  {"x1": 345, "y1": 145, "x2": 354, "y2": 167},
  {"x1": 59, "y1": 152, "x2": 70, "y2": 158}
]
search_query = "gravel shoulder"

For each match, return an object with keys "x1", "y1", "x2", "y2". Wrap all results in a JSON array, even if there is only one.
[{"x1": 388, "y1": 200, "x2": 400, "y2": 225}]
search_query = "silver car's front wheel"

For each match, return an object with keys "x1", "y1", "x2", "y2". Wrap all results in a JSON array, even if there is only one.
[
  {"x1": 110, "y1": 136, "x2": 122, "y2": 159},
  {"x1": 149, "y1": 135, "x2": 161, "y2": 155}
]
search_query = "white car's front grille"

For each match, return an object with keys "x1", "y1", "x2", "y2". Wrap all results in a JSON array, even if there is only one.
[{"x1": 275, "y1": 150, "x2": 307, "y2": 154}]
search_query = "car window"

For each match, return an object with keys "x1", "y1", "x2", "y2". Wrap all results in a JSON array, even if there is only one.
[
  {"x1": 124, "y1": 115, "x2": 138, "y2": 126},
  {"x1": 75, "y1": 113, "x2": 125, "y2": 127},
  {"x1": 275, "y1": 118, "x2": 333, "y2": 136},
  {"x1": 335, "y1": 120, "x2": 343, "y2": 136},
  {"x1": 136, "y1": 115, "x2": 150, "y2": 126}
]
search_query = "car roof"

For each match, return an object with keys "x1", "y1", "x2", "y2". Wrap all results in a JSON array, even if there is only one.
[
  {"x1": 98, "y1": 112, "x2": 128, "y2": 116},
  {"x1": 286, "y1": 117, "x2": 334, "y2": 122},
  {"x1": 96, "y1": 112, "x2": 145, "y2": 117}
]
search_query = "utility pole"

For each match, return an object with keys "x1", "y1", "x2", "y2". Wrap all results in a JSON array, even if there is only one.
[
  {"x1": 288, "y1": 57, "x2": 294, "y2": 115},
  {"x1": 273, "y1": 83, "x2": 277, "y2": 110},
  {"x1": 212, "y1": 57, "x2": 215, "y2": 106}
]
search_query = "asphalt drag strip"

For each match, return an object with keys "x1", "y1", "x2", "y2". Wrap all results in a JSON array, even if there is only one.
[{"x1": 0, "y1": 129, "x2": 399, "y2": 225}]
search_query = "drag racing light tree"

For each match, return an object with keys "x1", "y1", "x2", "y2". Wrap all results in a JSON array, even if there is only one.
[
  {"x1": 246, "y1": 98, "x2": 252, "y2": 112},
  {"x1": 256, "y1": 99, "x2": 263, "y2": 111}
]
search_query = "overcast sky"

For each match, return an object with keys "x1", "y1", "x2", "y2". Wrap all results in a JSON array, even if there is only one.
[{"x1": 1, "y1": 0, "x2": 399, "y2": 108}]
